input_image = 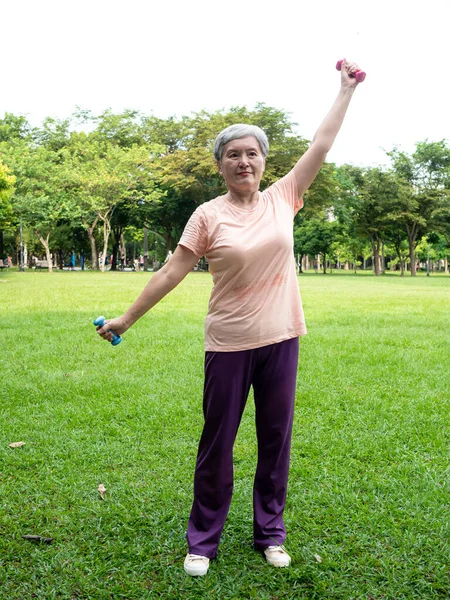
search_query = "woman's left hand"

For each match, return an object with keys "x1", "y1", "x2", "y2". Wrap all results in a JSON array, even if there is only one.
[{"x1": 340, "y1": 59, "x2": 361, "y2": 89}]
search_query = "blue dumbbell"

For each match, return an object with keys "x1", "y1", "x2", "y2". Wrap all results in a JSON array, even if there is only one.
[{"x1": 93, "y1": 316, "x2": 122, "y2": 346}]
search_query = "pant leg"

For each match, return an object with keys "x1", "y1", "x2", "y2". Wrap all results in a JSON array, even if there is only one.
[
  {"x1": 252, "y1": 337, "x2": 299, "y2": 550},
  {"x1": 186, "y1": 349, "x2": 254, "y2": 558}
]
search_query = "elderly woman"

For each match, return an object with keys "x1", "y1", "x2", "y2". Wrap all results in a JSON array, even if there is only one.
[{"x1": 97, "y1": 59, "x2": 363, "y2": 576}]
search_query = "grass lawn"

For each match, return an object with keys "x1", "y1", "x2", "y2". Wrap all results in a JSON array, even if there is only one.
[{"x1": 0, "y1": 270, "x2": 449, "y2": 599}]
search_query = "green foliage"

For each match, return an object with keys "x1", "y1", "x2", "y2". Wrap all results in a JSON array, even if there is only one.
[
  {"x1": 387, "y1": 140, "x2": 450, "y2": 274},
  {"x1": 2, "y1": 142, "x2": 71, "y2": 245},
  {"x1": 333, "y1": 166, "x2": 411, "y2": 274},
  {"x1": 413, "y1": 140, "x2": 450, "y2": 190},
  {"x1": 60, "y1": 135, "x2": 164, "y2": 269},
  {"x1": 0, "y1": 113, "x2": 32, "y2": 142},
  {"x1": 0, "y1": 158, "x2": 16, "y2": 229},
  {"x1": 294, "y1": 214, "x2": 341, "y2": 273},
  {"x1": 33, "y1": 117, "x2": 71, "y2": 151},
  {"x1": 1, "y1": 108, "x2": 449, "y2": 272},
  {"x1": 431, "y1": 190, "x2": 450, "y2": 243}
]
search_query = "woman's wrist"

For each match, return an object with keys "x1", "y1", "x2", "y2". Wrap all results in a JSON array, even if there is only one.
[
  {"x1": 339, "y1": 84, "x2": 356, "y2": 98},
  {"x1": 122, "y1": 311, "x2": 139, "y2": 329}
]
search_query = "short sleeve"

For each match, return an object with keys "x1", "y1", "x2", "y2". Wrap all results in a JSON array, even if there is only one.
[
  {"x1": 266, "y1": 170, "x2": 303, "y2": 216},
  {"x1": 178, "y1": 206, "x2": 208, "y2": 258}
]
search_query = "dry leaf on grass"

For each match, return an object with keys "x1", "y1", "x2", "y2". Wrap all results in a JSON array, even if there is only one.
[
  {"x1": 22, "y1": 535, "x2": 54, "y2": 544},
  {"x1": 9, "y1": 441, "x2": 26, "y2": 448},
  {"x1": 98, "y1": 484, "x2": 107, "y2": 499},
  {"x1": 314, "y1": 554, "x2": 323, "y2": 563}
]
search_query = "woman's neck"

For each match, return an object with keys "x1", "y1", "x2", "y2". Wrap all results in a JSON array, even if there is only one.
[{"x1": 225, "y1": 189, "x2": 260, "y2": 208}]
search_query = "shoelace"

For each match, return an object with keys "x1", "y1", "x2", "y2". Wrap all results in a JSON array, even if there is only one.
[
  {"x1": 266, "y1": 545, "x2": 287, "y2": 554},
  {"x1": 186, "y1": 554, "x2": 208, "y2": 563}
]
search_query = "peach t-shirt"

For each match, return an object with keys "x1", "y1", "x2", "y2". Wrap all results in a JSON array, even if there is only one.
[{"x1": 179, "y1": 170, "x2": 307, "y2": 352}]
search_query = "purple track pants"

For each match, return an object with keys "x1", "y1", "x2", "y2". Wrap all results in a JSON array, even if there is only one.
[{"x1": 186, "y1": 336, "x2": 299, "y2": 559}]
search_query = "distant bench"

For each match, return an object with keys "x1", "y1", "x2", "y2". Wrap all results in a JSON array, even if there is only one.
[
  {"x1": 34, "y1": 260, "x2": 53, "y2": 270},
  {"x1": 0, "y1": 259, "x2": 10, "y2": 270}
]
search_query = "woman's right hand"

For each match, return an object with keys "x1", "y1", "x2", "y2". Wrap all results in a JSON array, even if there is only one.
[
  {"x1": 339, "y1": 59, "x2": 361, "y2": 90},
  {"x1": 96, "y1": 316, "x2": 130, "y2": 343}
]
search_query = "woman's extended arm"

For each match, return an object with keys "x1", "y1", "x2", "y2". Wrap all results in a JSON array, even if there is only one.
[
  {"x1": 291, "y1": 59, "x2": 362, "y2": 199},
  {"x1": 96, "y1": 244, "x2": 200, "y2": 342}
]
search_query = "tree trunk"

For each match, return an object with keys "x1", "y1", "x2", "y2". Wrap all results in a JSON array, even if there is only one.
[
  {"x1": 409, "y1": 239, "x2": 417, "y2": 276},
  {"x1": 406, "y1": 224, "x2": 417, "y2": 277},
  {"x1": 445, "y1": 258, "x2": 448, "y2": 275},
  {"x1": 37, "y1": 231, "x2": 53, "y2": 273},
  {"x1": 110, "y1": 227, "x2": 120, "y2": 271},
  {"x1": 120, "y1": 233, "x2": 126, "y2": 266},
  {"x1": 101, "y1": 217, "x2": 112, "y2": 273},
  {"x1": 82, "y1": 216, "x2": 99, "y2": 270},
  {"x1": 165, "y1": 232, "x2": 172, "y2": 252},
  {"x1": 322, "y1": 253, "x2": 327, "y2": 274},
  {"x1": 370, "y1": 237, "x2": 381, "y2": 276},
  {"x1": 0, "y1": 230, "x2": 3, "y2": 256},
  {"x1": 381, "y1": 242, "x2": 385, "y2": 274},
  {"x1": 302, "y1": 255, "x2": 309, "y2": 272},
  {"x1": 143, "y1": 225, "x2": 149, "y2": 272},
  {"x1": 111, "y1": 227, "x2": 125, "y2": 271},
  {"x1": 111, "y1": 242, "x2": 119, "y2": 271}
]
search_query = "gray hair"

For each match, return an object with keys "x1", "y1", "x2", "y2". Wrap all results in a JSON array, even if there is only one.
[{"x1": 213, "y1": 124, "x2": 269, "y2": 161}]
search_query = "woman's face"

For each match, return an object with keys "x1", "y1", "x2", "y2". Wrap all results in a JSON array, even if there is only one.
[{"x1": 218, "y1": 136, "x2": 266, "y2": 193}]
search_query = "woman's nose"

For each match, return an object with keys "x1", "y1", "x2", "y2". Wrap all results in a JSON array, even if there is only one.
[{"x1": 238, "y1": 154, "x2": 249, "y2": 166}]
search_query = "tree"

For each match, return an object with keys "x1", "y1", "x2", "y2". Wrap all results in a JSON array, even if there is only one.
[
  {"x1": 430, "y1": 177, "x2": 450, "y2": 273},
  {"x1": 33, "y1": 116, "x2": 71, "y2": 151},
  {"x1": 75, "y1": 108, "x2": 149, "y2": 149},
  {"x1": 332, "y1": 165, "x2": 368, "y2": 271},
  {"x1": 0, "y1": 158, "x2": 16, "y2": 256},
  {"x1": 63, "y1": 135, "x2": 163, "y2": 271},
  {"x1": 383, "y1": 222, "x2": 409, "y2": 275},
  {"x1": 294, "y1": 216, "x2": 339, "y2": 274},
  {"x1": 351, "y1": 167, "x2": 405, "y2": 276},
  {"x1": 0, "y1": 113, "x2": 32, "y2": 142},
  {"x1": 387, "y1": 140, "x2": 450, "y2": 275},
  {"x1": 2, "y1": 142, "x2": 70, "y2": 271}
]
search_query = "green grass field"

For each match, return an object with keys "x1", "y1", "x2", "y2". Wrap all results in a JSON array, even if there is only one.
[{"x1": 1, "y1": 270, "x2": 449, "y2": 599}]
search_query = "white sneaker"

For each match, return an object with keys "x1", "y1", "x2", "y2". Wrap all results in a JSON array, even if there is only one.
[
  {"x1": 264, "y1": 545, "x2": 291, "y2": 567},
  {"x1": 184, "y1": 553, "x2": 210, "y2": 576}
]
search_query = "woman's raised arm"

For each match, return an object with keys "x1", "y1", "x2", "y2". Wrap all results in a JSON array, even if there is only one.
[{"x1": 291, "y1": 59, "x2": 362, "y2": 200}]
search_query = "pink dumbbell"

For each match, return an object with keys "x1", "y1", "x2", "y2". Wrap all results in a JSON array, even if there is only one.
[{"x1": 336, "y1": 59, "x2": 366, "y2": 82}]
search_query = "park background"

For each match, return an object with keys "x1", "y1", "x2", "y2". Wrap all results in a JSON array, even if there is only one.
[
  {"x1": 1, "y1": 1, "x2": 450, "y2": 273},
  {"x1": 1, "y1": 103, "x2": 450, "y2": 276},
  {"x1": 1, "y1": 0, "x2": 450, "y2": 598}
]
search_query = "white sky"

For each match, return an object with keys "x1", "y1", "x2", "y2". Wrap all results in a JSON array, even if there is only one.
[{"x1": 1, "y1": 0, "x2": 449, "y2": 167}]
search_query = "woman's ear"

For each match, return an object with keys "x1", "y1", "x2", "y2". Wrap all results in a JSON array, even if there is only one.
[{"x1": 216, "y1": 160, "x2": 222, "y2": 174}]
